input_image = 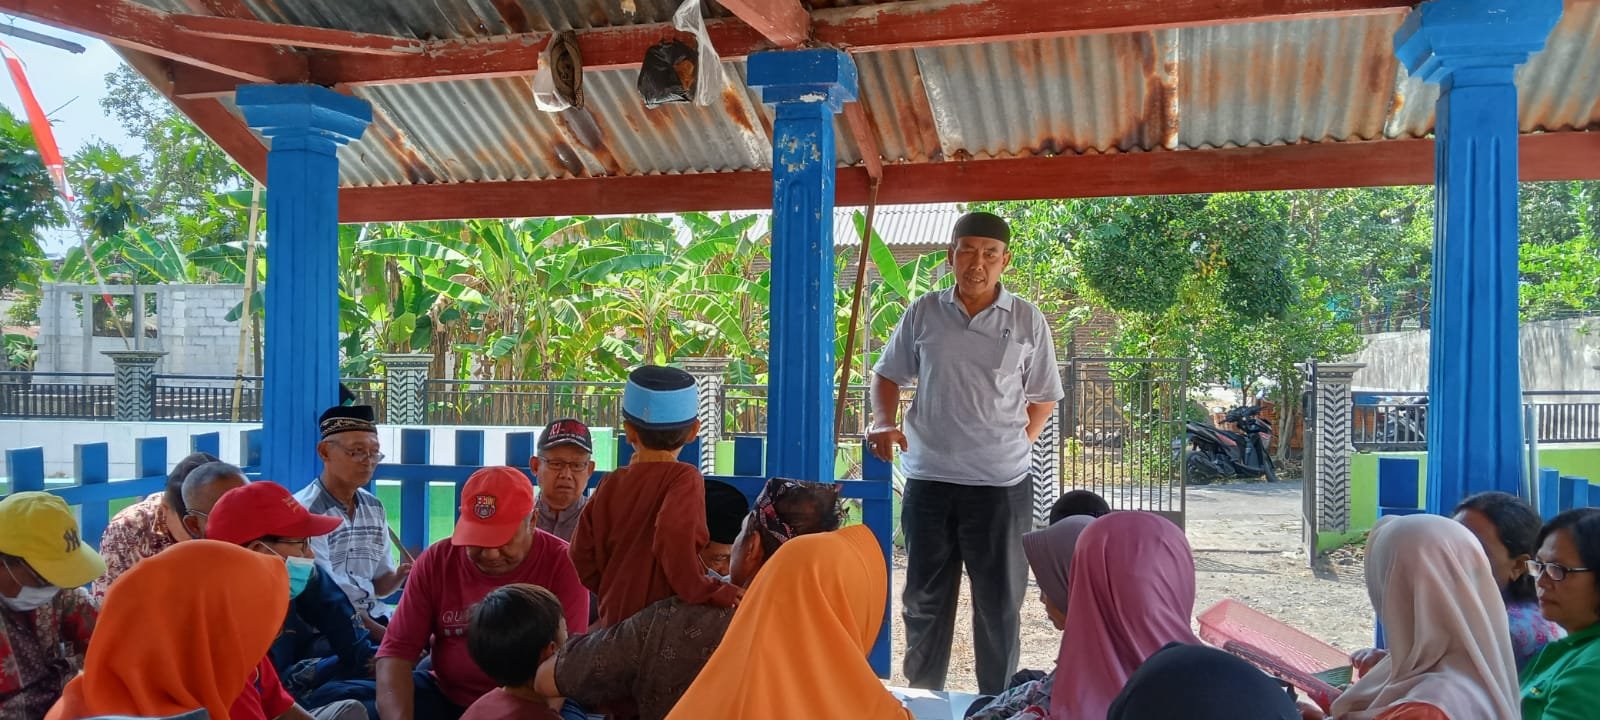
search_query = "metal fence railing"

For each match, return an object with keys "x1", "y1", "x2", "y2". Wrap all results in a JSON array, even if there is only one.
[
  {"x1": 425, "y1": 379, "x2": 627, "y2": 427},
  {"x1": 153, "y1": 375, "x2": 263, "y2": 421},
  {"x1": 1352, "y1": 390, "x2": 1600, "y2": 451},
  {"x1": 1527, "y1": 391, "x2": 1600, "y2": 444},
  {"x1": 0, "y1": 371, "x2": 116, "y2": 419},
  {"x1": 721, "y1": 384, "x2": 913, "y2": 437}
]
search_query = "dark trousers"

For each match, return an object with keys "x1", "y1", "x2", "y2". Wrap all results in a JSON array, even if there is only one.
[
  {"x1": 412, "y1": 668, "x2": 466, "y2": 720},
  {"x1": 901, "y1": 477, "x2": 1031, "y2": 695}
]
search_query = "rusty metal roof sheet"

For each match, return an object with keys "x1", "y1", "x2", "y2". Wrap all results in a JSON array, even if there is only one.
[{"x1": 136, "y1": 0, "x2": 1600, "y2": 189}]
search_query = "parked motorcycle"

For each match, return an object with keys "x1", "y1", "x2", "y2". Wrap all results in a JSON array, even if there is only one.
[{"x1": 1183, "y1": 405, "x2": 1278, "y2": 485}]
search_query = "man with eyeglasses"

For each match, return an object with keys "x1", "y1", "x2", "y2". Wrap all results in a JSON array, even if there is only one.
[
  {"x1": 530, "y1": 419, "x2": 597, "y2": 543},
  {"x1": 296, "y1": 404, "x2": 409, "y2": 642},
  {"x1": 0, "y1": 492, "x2": 104, "y2": 719}
]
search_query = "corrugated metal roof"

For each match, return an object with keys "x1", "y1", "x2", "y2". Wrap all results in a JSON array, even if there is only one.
[
  {"x1": 831, "y1": 203, "x2": 962, "y2": 247},
  {"x1": 134, "y1": 0, "x2": 1600, "y2": 189}
]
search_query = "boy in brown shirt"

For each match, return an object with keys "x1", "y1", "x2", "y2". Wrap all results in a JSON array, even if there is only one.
[{"x1": 569, "y1": 365, "x2": 742, "y2": 627}]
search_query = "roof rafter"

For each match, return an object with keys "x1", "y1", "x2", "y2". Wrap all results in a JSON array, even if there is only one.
[
  {"x1": 283, "y1": 0, "x2": 1418, "y2": 89},
  {"x1": 338, "y1": 132, "x2": 1600, "y2": 223},
  {"x1": 0, "y1": 0, "x2": 306, "y2": 82},
  {"x1": 171, "y1": 14, "x2": 427, "y2": 56},
  {"x1": 719, "y1": 0, "x2": 811, "y2": 48}
]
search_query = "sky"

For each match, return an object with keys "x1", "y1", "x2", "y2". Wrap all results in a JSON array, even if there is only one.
[{"x1": 2, "y1": 17, "x2": 138, "y2": 254}]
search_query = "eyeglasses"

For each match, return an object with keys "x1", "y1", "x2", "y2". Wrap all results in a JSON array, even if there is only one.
[
  {"x1": 1527, "y1": 559, "x2": 1593, "y2": 582},
  {"x1": 333, "y1": 445, "x2": 385, "y2": 463},
  {"x1": 539, "y1": 459, "x2": 590, "y2": 474}
]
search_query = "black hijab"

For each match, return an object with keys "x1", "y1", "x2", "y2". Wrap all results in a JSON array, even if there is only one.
[{"x1": 1108, "y1": 643, "x2": 1300, "y2": 720}]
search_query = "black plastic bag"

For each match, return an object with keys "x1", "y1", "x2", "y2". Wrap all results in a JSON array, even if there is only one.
[{"x1": 637, "y1": 40, "x2": 698, "y2": 109}]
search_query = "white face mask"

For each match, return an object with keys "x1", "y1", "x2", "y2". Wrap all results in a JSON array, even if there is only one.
[{"x1": 2, "y1": 564, "x2": 59, "y2": 612}]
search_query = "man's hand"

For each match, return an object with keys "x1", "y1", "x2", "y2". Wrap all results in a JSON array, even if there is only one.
[
  {"x1": 867, "y1": 425, "x2": 908, "y2": 462},
  {"x1": 375, "y1": 564, "x2": 412, "y2": 598}
]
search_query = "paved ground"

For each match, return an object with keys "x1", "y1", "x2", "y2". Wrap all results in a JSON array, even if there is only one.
[{"x1": 886, "y1": 481, "x2": 1374, "y2": 693}]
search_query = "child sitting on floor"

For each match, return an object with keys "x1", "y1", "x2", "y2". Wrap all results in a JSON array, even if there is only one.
[
  {"x1": 569, "y1": 365, "x2": 742, "y2": 628},
  {"x1": 461, "y1": 584, "x2": 585, "y2": 720}
]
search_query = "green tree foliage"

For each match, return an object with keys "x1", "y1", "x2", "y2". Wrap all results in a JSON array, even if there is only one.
[{"x1": 0, "y1": 107, "x2": 62, "y2": 291}]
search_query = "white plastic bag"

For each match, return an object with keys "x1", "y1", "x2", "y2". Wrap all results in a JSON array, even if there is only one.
[
  {"x1": 671, "y1": 0, "x2": 723, "y2": 106},
  {"x1": 532, "y1": 55, "x2": 570, "y2": 113}
]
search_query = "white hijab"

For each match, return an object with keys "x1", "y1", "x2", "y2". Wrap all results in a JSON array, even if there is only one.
[{"x1": 1330, "y1": 514, "x2": 1520, "y2": 720}]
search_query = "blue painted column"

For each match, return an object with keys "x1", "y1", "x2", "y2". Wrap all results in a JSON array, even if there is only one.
[
  {"x1": 747, "y1": 50, "x2": 858, "y2": 483},
  {"x1": 237, "y1": 85, "x2": 371, "y2": 489},
  {"x1": 1395, "y1": 0, "x2": 1561, "y2": 514}
]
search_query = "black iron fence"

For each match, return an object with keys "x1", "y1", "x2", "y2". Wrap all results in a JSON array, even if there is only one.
[
  {"x1": 425, "y1": 379, "x2": 626, "y2": 427},
  {"x1": 0, "y1": 372, "x2": 116, "y2": 419}
]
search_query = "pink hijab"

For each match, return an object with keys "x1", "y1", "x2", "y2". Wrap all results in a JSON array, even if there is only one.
[
  {"x1": 1329, "y1": 514, "x2": 1519, "y2": 720},
  {"x1": 1052, "y1": 511, "x2": 1199, "y2": 719}
]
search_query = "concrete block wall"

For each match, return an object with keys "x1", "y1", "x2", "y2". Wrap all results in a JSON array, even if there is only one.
[{"x1": 36, "y1": 284, "x2": 249, "y2": 378}]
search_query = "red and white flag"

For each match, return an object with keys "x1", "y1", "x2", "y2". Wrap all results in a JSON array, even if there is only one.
[{"x1": 1, "y1": 39, "x2": 74, "y2": 201}]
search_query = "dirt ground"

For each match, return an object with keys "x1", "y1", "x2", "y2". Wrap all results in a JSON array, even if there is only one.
[{"x1": 887, "y1": 481, "x2": 1374, "y2": 692}]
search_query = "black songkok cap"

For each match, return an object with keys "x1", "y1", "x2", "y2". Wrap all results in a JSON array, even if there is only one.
[
  {"x1": 951, "y1": 211, "x2": 1011, "y2": 244},
  {"x1": 320, "y1": 405, "x2": 377, "y2": 440},
  {"x1": 705, "y1": 479, "x2": 750, "y2": 545}
]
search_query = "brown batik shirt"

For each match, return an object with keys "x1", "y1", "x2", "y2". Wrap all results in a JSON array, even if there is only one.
[
  {"x1": 553, "y1": 595, "x2": 735, "y2": 720},
  {"x1": 91, "y1": 493, "x2": 181, "y2": 602}
]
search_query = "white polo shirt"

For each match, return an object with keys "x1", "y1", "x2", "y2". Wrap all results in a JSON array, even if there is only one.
[{"x1": 874, "y1": 285, "x2": 1064, "y2": 487}]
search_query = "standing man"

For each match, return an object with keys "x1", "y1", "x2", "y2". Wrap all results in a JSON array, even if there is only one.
[
  {"x1": 531, "y1": 418, "x2": 596, "y2": 543},
  {"x1": 869, "y1": 211, "x2": 1063, "y2": 695},
  {"x1": 297, "y1": 404, "x2": 409, "y2": 641}
]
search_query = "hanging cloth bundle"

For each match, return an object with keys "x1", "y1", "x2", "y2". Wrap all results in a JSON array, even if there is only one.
[
  {"x1": 534, "y1": 31, "x2": 583, "y2": 111},
  {"x1": 834, "y1": 178, "x2": 881, "y2": 443}
]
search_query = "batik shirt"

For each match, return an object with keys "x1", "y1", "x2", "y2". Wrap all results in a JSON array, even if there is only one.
[
  {"x1": 0, "y1": 588, "x2": 97, "y2": 720},
  {"x1": 553, "y1": 596, "x2": 735, "y2": 720},
  {"x1": 295, "y1": 481, "x2": 397, "y2": 619},
  {"x1": 91, "y1": 493, "x2": 180, "y2": 602}
]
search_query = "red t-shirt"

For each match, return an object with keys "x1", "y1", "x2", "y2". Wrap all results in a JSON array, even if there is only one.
[
  {"x1": 460, "y1": 688, "x2": 563, "y2": 720},
  {"x1": 228, "y1": 657, "x2": 295, "y2": 720},
  {"x1": 569, "y1": 461, "x2": 740, "y2": 627},
  {"x1": 377, "y1": 530, "x2": 590, "y2": 709}
]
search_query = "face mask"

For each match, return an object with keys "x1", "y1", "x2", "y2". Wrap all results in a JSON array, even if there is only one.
[
  {"x1": 705, "y1": 567, "x2": 731, "y2": 584},
  {"x1": 2, "y1": 564, "x2": 60, "y2": 612},
  {"x1": 257, "y1": 544, "x2": 316, "y2": 599}
]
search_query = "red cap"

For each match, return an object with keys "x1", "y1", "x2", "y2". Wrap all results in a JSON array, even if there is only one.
[
  {"x1": 206, "y1": 482, "x2": 342, "y2": 546},
  {"x1": 452, "y1": 466, "x2": 536, "y2": 548}
]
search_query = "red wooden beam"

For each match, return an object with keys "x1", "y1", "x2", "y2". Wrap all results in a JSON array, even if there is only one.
[
  {"x1": 813, "y1": 0, "x2": 1420, "y2": 54},
  {"x1": 115, "y1": 48, "x2": 268, "y2": 183},
  {"x1": 843, "y1": 102, "x2": 884, "y2": 182},
  {"x1": 170, "y1": 64, "x2": 245, "y2": 100},
  {"x1": 309, "y1": 21, "x2": 771, "y2": 87},
  {"x1": 338, "y1": 132, "x2": 1600, "y2": 223},
  {"x1": 306, "y1": 0, "x2": 1418, "y2": 87},
  {"x1": 719, "y1": 0, "x2": 811, "y2": 48},
  {"x1": 174, "y1": 96, "x2": 267, "y2": 183},
  {"x1": 0, "y1": 0, "x2": 305, "y2": 82},
  {"x1": 172, "y1": 14, "x2": 427, "y2": 56}
]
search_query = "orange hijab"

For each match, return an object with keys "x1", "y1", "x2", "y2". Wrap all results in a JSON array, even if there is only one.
[
  {"x1": 665, "y1": 524, "x2": 911, "y2": 720},
  {"x1": 47, "y1": 540, "x2": 289, "y2": 720}
]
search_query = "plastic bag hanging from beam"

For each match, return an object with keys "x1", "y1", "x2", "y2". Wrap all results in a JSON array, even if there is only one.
[{"x1": 672, "y1": 0, "x2": 723, "y2": 106}]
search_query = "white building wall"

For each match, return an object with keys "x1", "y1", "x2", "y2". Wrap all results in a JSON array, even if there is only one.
[{"x1": 35, "y1": 284, "x2": 250, "y2": 379}]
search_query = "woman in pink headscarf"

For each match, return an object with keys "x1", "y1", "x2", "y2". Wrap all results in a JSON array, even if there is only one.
[{"x1": 1051, "y1": 511, "x2": 1200, "y2": 719}]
